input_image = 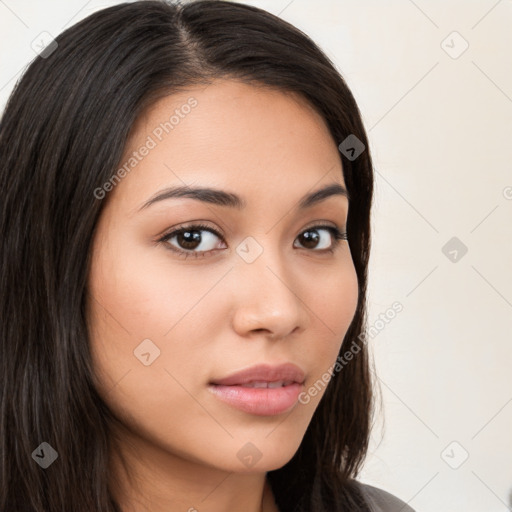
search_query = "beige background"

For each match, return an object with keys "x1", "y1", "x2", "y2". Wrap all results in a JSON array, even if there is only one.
[{"x1": 1, "y1": 1, "x2": 511, "y2": 510}]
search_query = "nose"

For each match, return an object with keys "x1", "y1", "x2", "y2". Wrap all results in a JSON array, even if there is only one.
[{"x1": 230, "y1": 246, "x2": 307, "y2": 340}]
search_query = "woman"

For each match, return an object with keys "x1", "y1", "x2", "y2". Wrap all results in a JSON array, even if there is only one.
[{"x1": 0, "y1": 1, "x2": 415, "y2": 511}]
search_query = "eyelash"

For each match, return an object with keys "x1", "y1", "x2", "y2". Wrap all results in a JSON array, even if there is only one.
[{"x1": 157, "y1": 222, "x2": 348, "y2": 259}]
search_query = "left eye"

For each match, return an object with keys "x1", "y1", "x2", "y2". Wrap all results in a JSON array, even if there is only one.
[
  {"x1": 294, "y1": 225, "x2": 346, "y2": 250},
  {"x1": 158, "y1": 223, "x2": 347, "y2": 258}
]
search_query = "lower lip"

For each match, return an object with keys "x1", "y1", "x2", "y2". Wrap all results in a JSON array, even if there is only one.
[{"x1": 208, "y1": 382, "x2": 302, "y2": 416}]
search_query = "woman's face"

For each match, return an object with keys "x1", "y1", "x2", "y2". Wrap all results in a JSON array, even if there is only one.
[{"x1": 87, "y1": 78, "x2": 359, "y2": 474}]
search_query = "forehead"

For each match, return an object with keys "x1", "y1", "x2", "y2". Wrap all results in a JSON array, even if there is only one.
[{"x1": 109, "y1": 79, "x2": 345, "y2": 214}]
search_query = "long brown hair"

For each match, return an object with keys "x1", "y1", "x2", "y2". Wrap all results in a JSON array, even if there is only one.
[{"x1": 0, "y1": 1, "x2": 375, "y2": 510}]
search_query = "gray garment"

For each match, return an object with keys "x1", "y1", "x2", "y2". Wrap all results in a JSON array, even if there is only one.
[{"x1": 356, "y1": 482, "x2": 416, "y2": 512}]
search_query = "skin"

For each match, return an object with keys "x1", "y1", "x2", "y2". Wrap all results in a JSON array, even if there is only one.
[{"x1": 86, "y1": 78, "x2": 359, "y2": 512}]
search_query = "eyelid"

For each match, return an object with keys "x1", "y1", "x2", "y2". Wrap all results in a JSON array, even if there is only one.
[{"x1": 300, "y1": 219, "x2": 339, "y2": 230}]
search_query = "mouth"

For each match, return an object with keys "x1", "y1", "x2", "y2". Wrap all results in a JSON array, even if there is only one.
[
  {"x1": 207, "y1": 381, "x2": 303, "y2": 416},
  {"x1": 208, "y1": 363, "x2": 305, "y2": 416}
]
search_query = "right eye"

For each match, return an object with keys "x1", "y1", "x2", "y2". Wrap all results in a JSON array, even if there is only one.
[{"x1": 157, "y1": 223, "x2": 226, "y2": 258}]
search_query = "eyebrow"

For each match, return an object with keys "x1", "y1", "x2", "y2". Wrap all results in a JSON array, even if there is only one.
[{"x1": 138, "y1": 181, "x2": 349, "y2": 212}]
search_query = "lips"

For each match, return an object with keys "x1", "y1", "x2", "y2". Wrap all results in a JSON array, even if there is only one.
[
  {"x1": 209, "y1": 362, "x2": 305, "y2": 387},
  {"x1": 207, "y1": 363, "x2": 306, "y2": 416}
]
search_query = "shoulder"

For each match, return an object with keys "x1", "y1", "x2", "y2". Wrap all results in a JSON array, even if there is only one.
[{"x1": 352, "y1": 481, "x2": 416, "y2": 512}]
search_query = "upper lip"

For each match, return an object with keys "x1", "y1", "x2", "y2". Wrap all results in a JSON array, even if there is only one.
[{"x1": 210, "y1": 363, "x2": 305, "y2": 386}]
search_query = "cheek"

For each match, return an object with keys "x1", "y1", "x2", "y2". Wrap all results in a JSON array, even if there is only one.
[
  {"x1": 89, "y1": 219, "x2": 221, "y2": 342},
  {"x1": 315, "y1": 260, "x2": 359, "y2": 332},
  {"x1": 86, "y1": 234, "x2": 229, "y2": 452},
  {"x1": 297, "y1": 255, "x2": 359, "y2": 404},
  {"x1": 86, "y1": 228, "x2": 229, "y2": 397}
]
